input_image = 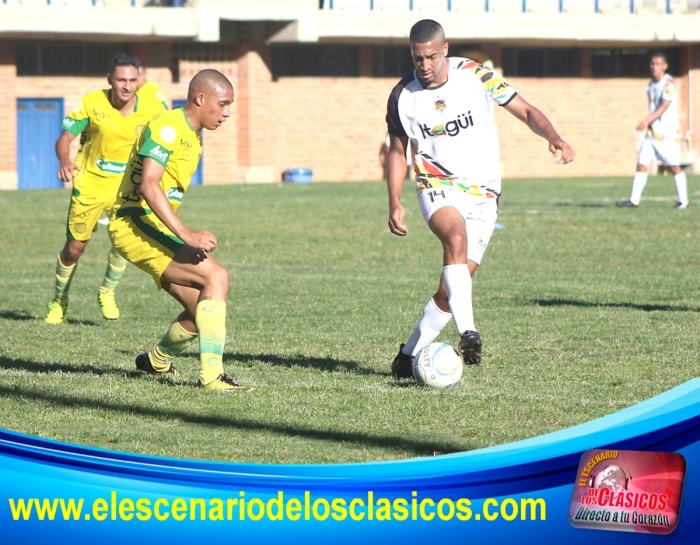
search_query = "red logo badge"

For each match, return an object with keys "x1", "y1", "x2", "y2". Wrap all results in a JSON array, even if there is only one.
[{"x1": 569, "y1": 449, "x2": 685, "y2": 534}]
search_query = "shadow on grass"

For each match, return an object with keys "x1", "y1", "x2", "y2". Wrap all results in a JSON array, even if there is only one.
[
  {"x1": 0, "y1": 309, "x2": 36, "y2": 321},
  {"x1": 1, "y1": 351, "x2": 385, "y2": 381},
  {"x1": 535, "y1": 298, "x2": 700, "y2": 313},
  {"x1": 64, "y1": 317, "x2": 102, "y2": 326},
  {"x1": 117, "y1": 349, "x2": 378, "y2": 375},
  {"x1": 554, "y1": 202, "x2": 608, "y2": 208},
  {"x1": 0, "y1": 384, "x2": 469, "y2": 457},
  {"x1": 224, "y1": 352, "x2": 377, "y2": 375},
  {"x1": 0, "y1": 355, "x2": 137, "y2": 377},
  {"x1": 0, "y1": 308, "x2": 100, "y2": 326}
]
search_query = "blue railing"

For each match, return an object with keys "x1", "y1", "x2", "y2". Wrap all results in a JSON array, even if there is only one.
[{"x1": 324, "y1": 0, "x2": 682, "y2": 14}]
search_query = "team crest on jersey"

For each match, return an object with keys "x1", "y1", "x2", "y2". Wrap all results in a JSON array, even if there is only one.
[
  {"x1": 92, "y1": 109, "x2": 108, "y2": 122},
  {"x1": 435, "y1": 98, "x2": 447, "y2": 113}
]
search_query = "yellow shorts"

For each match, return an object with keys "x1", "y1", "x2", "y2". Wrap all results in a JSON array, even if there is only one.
[
  {"x1": 66, "y1": 181, "x2": 118, "y2": 241},
  {"x1": 108, "y1": 210, "x2": 184, "y2": 289}
]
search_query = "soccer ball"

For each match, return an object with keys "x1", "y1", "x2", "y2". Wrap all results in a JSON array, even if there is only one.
[{"x1": 413, "y1": 342, "x2": 463, "y2": 388}]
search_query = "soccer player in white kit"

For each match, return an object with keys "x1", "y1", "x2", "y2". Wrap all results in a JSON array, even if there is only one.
[
  {"x1": 617, "y1": 53, "x2": 688, "y2": 209},
  {"x1": 386, "y1": 20, "x2": 575, "y2": 377}
]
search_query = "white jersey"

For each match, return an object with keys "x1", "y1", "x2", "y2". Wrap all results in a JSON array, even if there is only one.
[
  {"x1": 386, "y1": 57, "x2": 516, "y2": 197},
  {"x1": 647, "y1": 73, "x2": 678, "y2": 141}
]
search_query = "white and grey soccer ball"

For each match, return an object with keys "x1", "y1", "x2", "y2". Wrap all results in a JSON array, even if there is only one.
[{"x1": 413, "y1": 342, "x2": 463, "y2": 388}]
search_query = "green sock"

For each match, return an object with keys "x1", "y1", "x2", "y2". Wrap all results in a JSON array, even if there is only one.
[
  {"x1": 149, "y1": 320, "x2": 198, "y2": 372},
  {"x1": 54, "y1": 255, "x2": 77, "y2": 305},
  {"x1": 99, "y1": 248, "x2": 127, "y2": 293},
  {"x1": 196, "y1": 300, "x2": 227, "y2": 385}
]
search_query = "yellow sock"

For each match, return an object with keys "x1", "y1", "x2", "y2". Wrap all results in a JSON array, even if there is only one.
[
  {"x1": 149, "y1": 320, "x2": 198, "y2": 373},
  {"x1": 196, "y1": 300, "x2": 227, "y2": 385},
  {"x1": 100, "y1": 248, "x2": 127, "y2": 293},
  {"x1": 54, "y1": 255, "x2": 77, "y2": 305}
]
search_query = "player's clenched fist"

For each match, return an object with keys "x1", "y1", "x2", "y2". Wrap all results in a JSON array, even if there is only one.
[{"x1": 185, "y1": 230, "x2": 218, "y2": 252}]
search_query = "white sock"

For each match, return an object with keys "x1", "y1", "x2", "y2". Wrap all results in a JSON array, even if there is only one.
[
  {"x1": 630, "y1": 172, "x2": 648, "y2": 205},
  {"x1": 674, "y1": 172, "x2": 688, "y2": 205},
  {"x1": 403, "y1": 298, "x2": 452, "y2": 357},
  {"x1": 443, "y1": 264, "x2": 476, "y2": 335}
]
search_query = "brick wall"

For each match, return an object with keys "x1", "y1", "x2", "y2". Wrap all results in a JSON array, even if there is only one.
[
  {"x1": 265, "y1": 75, "x2": 678, "y2": 182},
  {"x1": 496, "y1": 77, "x2": 659, "y2": 179},
  {"x1": 269, "y1": 77, "x2": 396, "y2": 182},
  {"x1": 689, "y1": 45, "x2": 700, "y2": 162},
  {"x1": 6, "y1": 41, "x2": 699, "y2": 189},
  {"x1": 0, "y1": 41, "x2": 16, "y2": 190},
  {"x1": 176, "y1": 58, "x2": 239, "y2": 185}
]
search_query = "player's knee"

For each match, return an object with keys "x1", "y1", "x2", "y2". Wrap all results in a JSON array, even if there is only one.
[
  {"x1": 442, "y1": 232, "x2": 467, "y2": 261},
  {"x1": 61, "y1": 242, "x2": 85, "y2": 263},
  {"x1": 209, "y1": 264, "x2": 230, "y2": 294}
]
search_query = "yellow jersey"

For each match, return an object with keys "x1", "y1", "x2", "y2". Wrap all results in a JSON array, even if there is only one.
[
  {"x1": 62, "y1": 90, "x2": 165, "y2": 193},
  {"x1": 114, "y1": 107, "x2": 202, "y2": 218},
  {"x1": 137, "y1": 81, "x2": 169, "y2": 110}
]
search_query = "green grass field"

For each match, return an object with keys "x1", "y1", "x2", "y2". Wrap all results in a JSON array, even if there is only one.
[{"x1": 1, "y1": 176, "x2": 699, "y2": 464}]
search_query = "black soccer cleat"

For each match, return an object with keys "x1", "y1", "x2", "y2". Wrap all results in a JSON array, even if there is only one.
[
  {"x1": 135, "y1": 352, "x2": 177, "y2": 375},
  {"x1": 615, "y1": 200, "x2": 638, "y2": 208},
  {"x1": 458, "y1": 330, "x2": 482, "y2": 365},
  {"x1": 391, "y1": 343, "x2": 414, "y2": 378}
]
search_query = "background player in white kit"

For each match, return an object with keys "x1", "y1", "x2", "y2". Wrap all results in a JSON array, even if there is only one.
[
  {"x1": 617, "y1": 53, "x2": 688, "y2": 209},
  {"x1": 386, "y1": 19, "x2": 575, "y2": 377}
]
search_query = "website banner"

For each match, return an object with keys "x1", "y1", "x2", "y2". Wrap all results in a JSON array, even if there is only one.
[{"x1": 2, "y1": 379, "x2": 700, "y2": 544}]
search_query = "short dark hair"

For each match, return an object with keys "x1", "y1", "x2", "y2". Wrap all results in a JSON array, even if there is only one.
[
  {"x1": 109, "y1": 53, "x2": 140, "y2": 74},
  {"x1": 409, "y1": 19, "x2": 445, "y2": 44},
  {"x1": 650, "y1": 51, "x2": 667, "y2": 63}
]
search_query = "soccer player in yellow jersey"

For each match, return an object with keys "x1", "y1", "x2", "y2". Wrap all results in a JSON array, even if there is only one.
[
  {"x1": 45, "y1": 53, "x2": 166, "y2": 324},
  {"x1": 136, "y1": 59, "x2": 169, "y2": 110},
  {"x1": 109, "y1": 69, "x2": 249, "y2": 392}
]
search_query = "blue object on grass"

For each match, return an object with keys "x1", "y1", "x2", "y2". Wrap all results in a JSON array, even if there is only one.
[{"x1": 283, "y1": 168, "x2": 313, "y2": 184}]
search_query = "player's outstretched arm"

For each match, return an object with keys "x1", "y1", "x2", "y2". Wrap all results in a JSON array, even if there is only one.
[
  {"x1": 139, "y1": 157, "x2": 217, "y2": 252},
  {"x1": 387, "y1": 134, "x2": 410, "y2": 236},
  {"x1": 503, "y1": 95, "x2": 575, "y2": 164},
  {"x1": 55, "y1": 131, "x2": 79, "y2": 183}
]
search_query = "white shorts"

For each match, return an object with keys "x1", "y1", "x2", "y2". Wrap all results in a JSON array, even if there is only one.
[
  {"x1": 638, "y1": 137, "x2": 681, "y2": 167},
  {"x1": 417, "y1": 186, "x2": 499, "y2": 265}
]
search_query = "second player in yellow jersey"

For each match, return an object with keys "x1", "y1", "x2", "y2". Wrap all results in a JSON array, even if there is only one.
[{"x1": 44, "y1": 53, "x2": 165, "y2": 325}]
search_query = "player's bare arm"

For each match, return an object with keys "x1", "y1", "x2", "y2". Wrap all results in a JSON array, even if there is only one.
[
  {"x1": 139, "y1": 157, "x2": 218, "y2": 252},
  {"x1": 387, "y1": 134, "x2": 410, "y2": 236},
  {"x1": 504, "y1": 95, "x2": 576, "y2": 164},
  {"x1": 637, "y1": 99, "x2": 672, "y2": 131},
  {"x1": 55, "y1": 131, "x2": 79, "y2": 183}
]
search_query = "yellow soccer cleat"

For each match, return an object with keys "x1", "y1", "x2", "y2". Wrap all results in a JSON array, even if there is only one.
[
  {"x1": 196, "y1": 374, "x2": 254, "y2": 392},
  {"x1": 98, "y1": 290, "x2": 120, "y2": 320},
  {"x1": 45, "y1": 300, "x2": 67, "y2": 325}
]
